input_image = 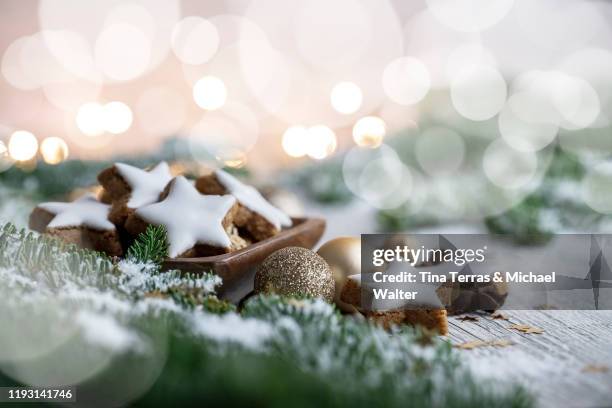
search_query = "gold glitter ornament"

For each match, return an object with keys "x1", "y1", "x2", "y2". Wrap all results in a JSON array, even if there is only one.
[
  {"x1": 316, "y1": 237, "x2": 361, "y2": 312},
  {"x1": 254, "y1": 246, "x2": 335, "y2": 302}
]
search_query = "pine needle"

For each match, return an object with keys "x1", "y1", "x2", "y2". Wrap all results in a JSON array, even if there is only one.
[{"x1": 127, "y1": 225, "x2": 169, "y2": 265}]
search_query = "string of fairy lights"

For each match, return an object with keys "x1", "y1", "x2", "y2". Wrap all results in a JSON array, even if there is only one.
[
  {"x1": 0, "y1": 67, "x2": 389, "y2": 166},
  {"x1": 0, "y1": 1, "x2": 452, "y2": 168},
  {"x1": 1, "y1": 100, "x2": 133, "y2": 165}
]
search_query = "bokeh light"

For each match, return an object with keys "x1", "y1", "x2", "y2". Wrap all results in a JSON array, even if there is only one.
[
  {"x1": 483, "y1": 139, "x2": 537, "y2": 189},
  {"x1": 343, "y1": 144, "x2": 412, "y2": 209},
  {"x1": 282, "y1": 126, "x2": 309, "y2": 158},
  {"x1": 551, "y1": 75, "x2": 600, "y2": 129},
  {"x1": 426, "y1": 0, "x2": 515, "y2": 32},
  {"x1": 294, "y1": 0, "x2": 373, "y2": 72},
  {"x1": 76, "y1": 103, "x2": 105, "y2": 137},
  {"x1": 188, "y1": 102, "x2": 259, "y2": 165},
  {"x1": 510, "y1": 72, "x2": 550, "y2": 119},
  {"x1": 8, "y1": 131, "x2": 38, "y2": 161},
  {"x1": 559, "y1": 48, "x2": 612, "y2": 128},
  {"x1": 330, "y1": 82, "x2": 363, "y2": 114},
  {"x1": 75, "y1": 102, "x2": 131, "y2": 137},
  {"x1": 382, "y1": 57, "x2": 430, "y2": 105},
  {"x1": 359, "y1": 158, "x2": 413, "y2": 209},
  {"x1": 103, "y1": 102, "x2": 133, "y2": 134},
  {"x1": 40, "y1": 29, "x2": 99, "y2": 82},
  {"x1": 514, "y1": 0, "x2": 602, "y2": 55},
  {"x1": 378, "y1": 101, "x2": 419, "y2": 133},
  {"x1": 583, "y1": 162, "x2": 612, "y2": 214},
  {"x1": 415, "y1": 127, "x2": 465, "y2": 176},
  {"x1": 38, "y1": 0, "x2": 180, "y2": 83},
  {"x1": 402, "y1": 10, "x2": 475, "y2": 88},
  {"x1": 509, "y1": 70, "x2": 601, "y2": 131},
  {"x1": 222, "y1": 154, "x2": 248, "y2": 169},
  {"x1": 498, "y1": 102, "x2": 558, "y2": 152},
  {"x1": 21, "y1": 32, "x2": 71, "y2": 86},
  {"x1": 94, "y1": 23, "x2": 151, "y2": 81},
  {"x1": 0, "y1": 0, "x2": 604, "y2": 168},
  {"x1": 171, "y1": 17, "x2": 219, "y2": 65},
  {"x1": 40, "y1": 137, "x2": 69, "y2": 165},
  {"x1": 1, "y1": 36, "x2": 40, "y2": 90},
  {"x1": 0, "y1": 300, "x2": 79, "y2": 364},
  {"x1": 0, "y1": 31, "x2": 72, "y2": 92},
  {"x1": 238, "y1": 0, "x2": 402, "y2": 126},
  {"x1": 193, "y1": 76, "x2": 227, "y2": 110},
  {"x1": 136, "y1": 87, "x2": 186, "y2": 138},
  {"x1": 446, "y1": 43, "x2": 497, "y2": 82},
  {"x1": 306, "y1": 125, "x2": 337, "y2": 160},
  {"x1": 236, "y1": 15, "x2": 293, "y2": 117},
  {"x1": 451, "y1": 65, "x2": 507, "y2": 121},
  {"x1": 352, "y1": 116, "x2": 386, "y2": 148},
  {"x1": 0, "y1": 0, "x2": 607, "y2": 192},
  {"x1": 0, "y1": 140, "x2": 13, "y2": 172},
  {"x1": 42, "y1": 78, "x2": 102, "y2": 112}
]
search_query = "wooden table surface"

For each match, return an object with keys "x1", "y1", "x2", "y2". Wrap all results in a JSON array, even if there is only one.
[{"x1": 447, "y1": 310, "x2": 612, "y2": 408}]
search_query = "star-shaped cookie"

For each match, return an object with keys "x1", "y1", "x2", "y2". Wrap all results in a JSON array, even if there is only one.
[
  {"x1": 38, "y1": 193, "x2": 115, "y2": 231},
  {"x1": 214, "y1": 169, "x2": 292, "y2": 229},
  {"x1": 114, "y1": 161, "x2": 173, "y2": 208},
  {"x1": 134, "y1": 176, "x2": 236, "y2": 257}
]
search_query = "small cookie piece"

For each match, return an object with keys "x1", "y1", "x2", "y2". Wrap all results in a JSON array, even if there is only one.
[
  {"x1": 97, "y1": 162, "x2": 173, "y2": 226},
  {"x1": 195, "y1": 169, "x2": 292, "y2": 241},
  {"x1": 125, "y1": 176, "x2": 238, "y2": 258},
  {"x1": 340, "y1": 274, "x2": 448, "y2": 335},
  {"x1": 364, "y1": 309, "x2": 448, "y2": 334},
  {"x1": 28, "y1": 194, "x2": 123, "y2": 257},
  {"x1": 226, "y1": 224, "x2": 250, "y2": 251},
  {"x1": 339, "y1": 274, "x2": 362, "y2": 308}
]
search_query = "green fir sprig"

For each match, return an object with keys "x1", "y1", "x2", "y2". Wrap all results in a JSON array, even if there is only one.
[
  {"x1": 0, "y1": 223, "x2": 115, "y2": 289},
  {"x1": 126, "y1": 224, "x2": 169, "y2": 265}
]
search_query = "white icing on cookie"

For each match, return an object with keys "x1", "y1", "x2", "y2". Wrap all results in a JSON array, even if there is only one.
[
  {"x1": 214, "y1": 169, "x2": 292, "y2": 230},
  {"x1": 115, "y1": 161, "x2": 173, "y2": 208},
  {"x1": 135, "y1": 176, "x2": 236, "y2": 257},
  {"x1": 39, "y1": 193, "x2": 115, "y2": 231}
]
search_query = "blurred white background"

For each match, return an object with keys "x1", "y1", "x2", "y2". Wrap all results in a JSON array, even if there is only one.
[{"x1": 0, "y1": 0, "x2": 611, "y2": 173}]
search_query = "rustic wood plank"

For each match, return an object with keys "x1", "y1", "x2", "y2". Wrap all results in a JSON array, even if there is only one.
[{"x1": 448, "y1": 311, "x2": 612, "y2": 408}]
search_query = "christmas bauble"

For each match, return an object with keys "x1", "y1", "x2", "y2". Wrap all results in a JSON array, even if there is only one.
[
  {"x1": 317, "y1": 237, "x2": 361, "y2": 312},
  {"x1": 254, "y1": 247, "x2": 335, "y2": 302}
]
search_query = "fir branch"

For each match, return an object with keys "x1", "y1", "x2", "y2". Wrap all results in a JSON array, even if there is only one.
[
  {"x1": 175, "y1": 293, "x2": 236, "y2": 314},
  {"x1": 0, "y1": 223, "x2": 115, "y2": 289},
  {"x1": 127, "y1": 225, "x2": 169, "y2": 265},
  {"x1": 0, "y1": 223, "x2": 532, "y2": 407},
  {"x1": 0, "y1": 222, "x2": 226, "y2": 312},
  {"x1": 164, "y1": 272, "x2": 232, "y2": 313}
]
